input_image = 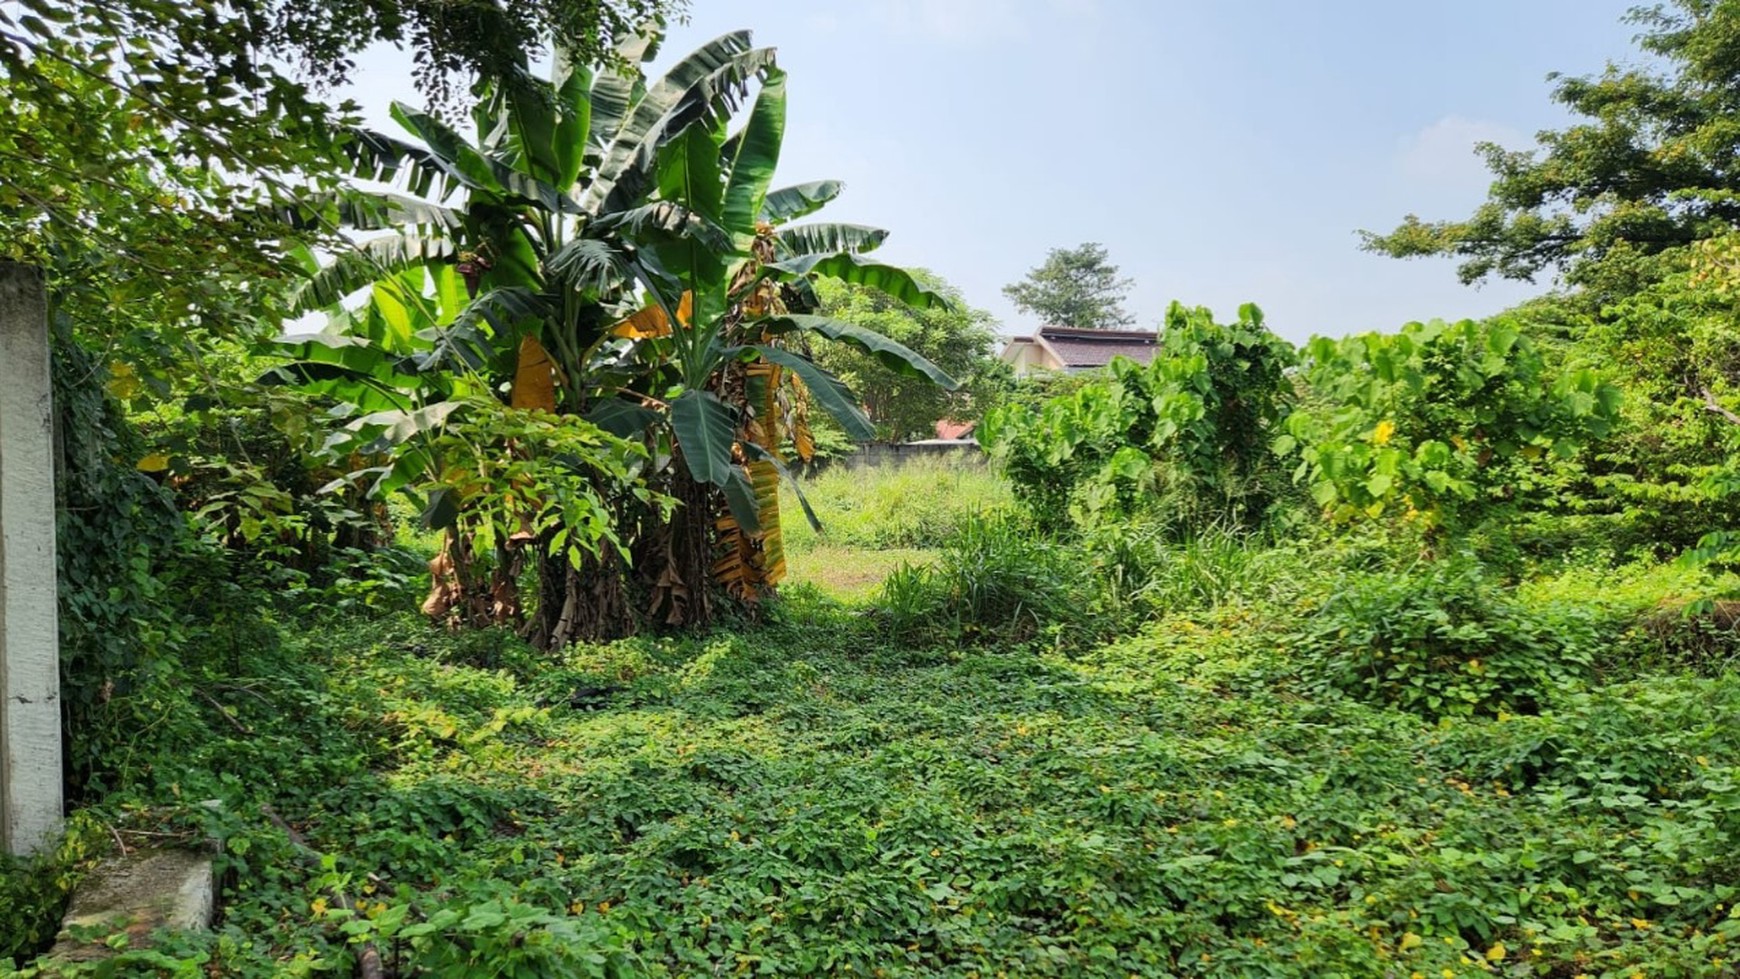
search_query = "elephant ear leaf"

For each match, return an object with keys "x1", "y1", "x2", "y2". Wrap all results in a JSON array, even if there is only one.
[
  {"x1": 765, "y1": 253, "x2": 952, "y2": 310},
  {"x1": 667, "y1": 392, "x2": 761, "y2": 533},
  {"x1": 760, "y1": 315, "x2": 958, "y2": 391},
  {"x1": 585, "y1": 399, "x2": 660, "y2": 439},
  {"x1": 718, "y1": 467, "x2": 762, "y2": 536}
]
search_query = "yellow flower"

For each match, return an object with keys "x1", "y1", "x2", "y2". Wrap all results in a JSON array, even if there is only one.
[
  {"x1": 1486, "y1": 942, "x2": 1507, "y2": 962},
  {"x1": 1373, "y1": 419, "x2": 1397, "y2": 445},
  {"x1": 311, "y1": 897, "x2": 329, "y2": 917}
]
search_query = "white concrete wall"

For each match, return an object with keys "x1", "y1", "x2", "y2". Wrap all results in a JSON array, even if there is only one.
[{"x1": 0, "y1": 262, "x2": 63, "y2": 857}]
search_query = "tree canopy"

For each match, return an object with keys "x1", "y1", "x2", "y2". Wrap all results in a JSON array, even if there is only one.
[
  {"x1": 1002, "y1": 241, "x2": 1135, "y2": 329},
  {"x1": 812, "y1": 274, "x2": 1006, "y2": 442},
  {"x1": 0, "y1": 0, "x2": 687, "y2": 356},
  {"x1": 1362, "y1": 0, "x2": 1740, "y2": 299}
]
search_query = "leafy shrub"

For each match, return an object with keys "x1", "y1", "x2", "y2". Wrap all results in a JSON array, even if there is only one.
[
  {"x1": 1521, "y1": 556, "x2": 1740, "y2": 675},
  {"x1": 1295, "y1": 561, "x2": 1600, "y2": 719},
  {"x1": 1278, "y1": 317, "x2": 1622, "y2": 540},
  {"x1": 878, "y1": 514, "x2": 1083, "y2": 646},
  {"x1": 981, "y1": 302, "x2": 1296, "y2": 537},
  {"x1": 0, "y1": 815, "x2": 111, "y2": 965},
  {"x1": 366, "y1": 888, "x2": 633, "y2": 978}
]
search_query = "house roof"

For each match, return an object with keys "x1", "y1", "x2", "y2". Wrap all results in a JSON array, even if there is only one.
[
  {"x1": 934, "y1": 419, "x2": 976, "y2": 440},
  {"x1": 1003, "y1": 326, "x2": 1159, "y2": 370}
]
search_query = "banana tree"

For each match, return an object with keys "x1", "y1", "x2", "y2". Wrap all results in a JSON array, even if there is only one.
[
  {"x1": 592, "y1": 62, "x2": 959, "y2": 616},
  {"x1": 271, "y1": 32, "x2": 778, "y2": 638},
  {"x1": 275, "y1": 28, "x2": 957, "y2": 644}
]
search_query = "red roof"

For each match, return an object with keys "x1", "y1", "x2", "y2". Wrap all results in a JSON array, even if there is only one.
[{"x1": 934, "y1": 419, "x2": 976, "y2": 440}]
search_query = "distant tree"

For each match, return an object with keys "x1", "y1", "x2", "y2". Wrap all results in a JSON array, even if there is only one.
[
  {"x1": 1361, "y1": 0, "x2": 1740, "y2": 301},
  {"x1": 814, "y1": 274, "x2": 1009, "y2": 442},
  {"x1": 1002, "y1": 242, "x2": 1135, "y2": 329}
]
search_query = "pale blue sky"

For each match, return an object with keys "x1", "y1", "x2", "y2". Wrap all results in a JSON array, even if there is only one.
[{"x1": 341, "y1": 1, "x2": 1644, "y2": 341}]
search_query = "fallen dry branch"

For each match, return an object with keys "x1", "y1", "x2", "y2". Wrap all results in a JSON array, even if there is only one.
[{"x1": 1702, "y1": 387, "x2": 1740, "y2": 426}]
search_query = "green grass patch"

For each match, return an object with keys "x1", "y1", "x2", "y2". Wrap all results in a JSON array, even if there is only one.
[
  {"x1": 782, "y1": 459, "x2": 1012, "y2": 553},
  {"x1": 786, "y1": 545, "x2": 936, "y2": 602}
]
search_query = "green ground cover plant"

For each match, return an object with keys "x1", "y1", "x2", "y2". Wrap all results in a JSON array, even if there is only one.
[{"x1": 11, "y1": 557, "x2": 1740, "y2": 977}]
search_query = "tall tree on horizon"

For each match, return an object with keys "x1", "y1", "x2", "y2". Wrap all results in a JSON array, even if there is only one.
[
  {"x1": 1002, "y1": 241, "x2": 1136, "y2": 330},
  {"x1": 1361, "y1": 0, "x2": 1740, "y2": 303}
]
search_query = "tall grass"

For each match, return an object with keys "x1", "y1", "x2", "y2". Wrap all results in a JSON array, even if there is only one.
[{"x1": 780, "y1": 458, "x2": 1013, "y2": 552}]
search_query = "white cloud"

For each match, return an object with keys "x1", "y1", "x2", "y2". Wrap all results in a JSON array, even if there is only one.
[{"x1": 1397, "y1": 115, "x2": 1527, "y2": 192}]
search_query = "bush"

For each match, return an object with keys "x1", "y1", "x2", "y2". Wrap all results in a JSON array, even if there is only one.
[
  {"x1": 878, "y1": 514, "x2": 1084, "y2": 646},
  {"x1": 1294, "y1": 561, "x2": 1600, "y2": 719},
  {"x1": 0, "y1": 815, "x2": 110, "y2": 964},
  {"x1": 1520, "y1": 556, "x2": 1740, "y2": 676},
  {"x1": 981, "y1": 302, "x2": 1296, "y2": 538}
]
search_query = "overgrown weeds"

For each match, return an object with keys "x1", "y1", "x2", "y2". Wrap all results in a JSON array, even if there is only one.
[{"x1": 781, "y1": 457, "x2": 1011, "y2": 552}]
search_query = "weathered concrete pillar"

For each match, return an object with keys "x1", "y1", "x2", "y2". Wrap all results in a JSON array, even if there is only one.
[{"x1": 0, "y1": 261, "x2": 62, "y2": 857}]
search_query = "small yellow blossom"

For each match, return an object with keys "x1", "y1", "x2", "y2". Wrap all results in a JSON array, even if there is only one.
[
  {"x1": 1373, "y1": 420, "x2": 1397, "y2": 445},
  {"x1": 1486, "y1": 942, "x2": 1506, "y2": 962}
]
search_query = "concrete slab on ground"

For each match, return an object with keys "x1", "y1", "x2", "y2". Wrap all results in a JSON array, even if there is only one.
[{"x1": 45, "y1": 847, "x2": 216, "y2": 964}]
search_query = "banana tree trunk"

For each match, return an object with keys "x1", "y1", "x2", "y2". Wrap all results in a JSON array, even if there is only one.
[
  {"x1": 522, "y1": 461, "x2": 723, "y2": 652},
  {"x1": 422, "y1": 528, "x2": 523, "y2": 630},
  {"x1": 645, "y1": 461, "x2": 716, "y2": 631},
  {"x1": 528, "y1": 532, "x2": 634, "y2": 651}
]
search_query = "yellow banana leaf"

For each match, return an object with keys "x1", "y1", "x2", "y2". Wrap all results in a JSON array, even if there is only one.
[{"x1": 510, "y1": 335, "x2": 557, "y2": 411}]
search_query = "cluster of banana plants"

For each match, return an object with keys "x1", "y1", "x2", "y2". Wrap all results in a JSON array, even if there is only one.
[{"x1": 268, "y1": 29, "x2": 954, "y2": 647}]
